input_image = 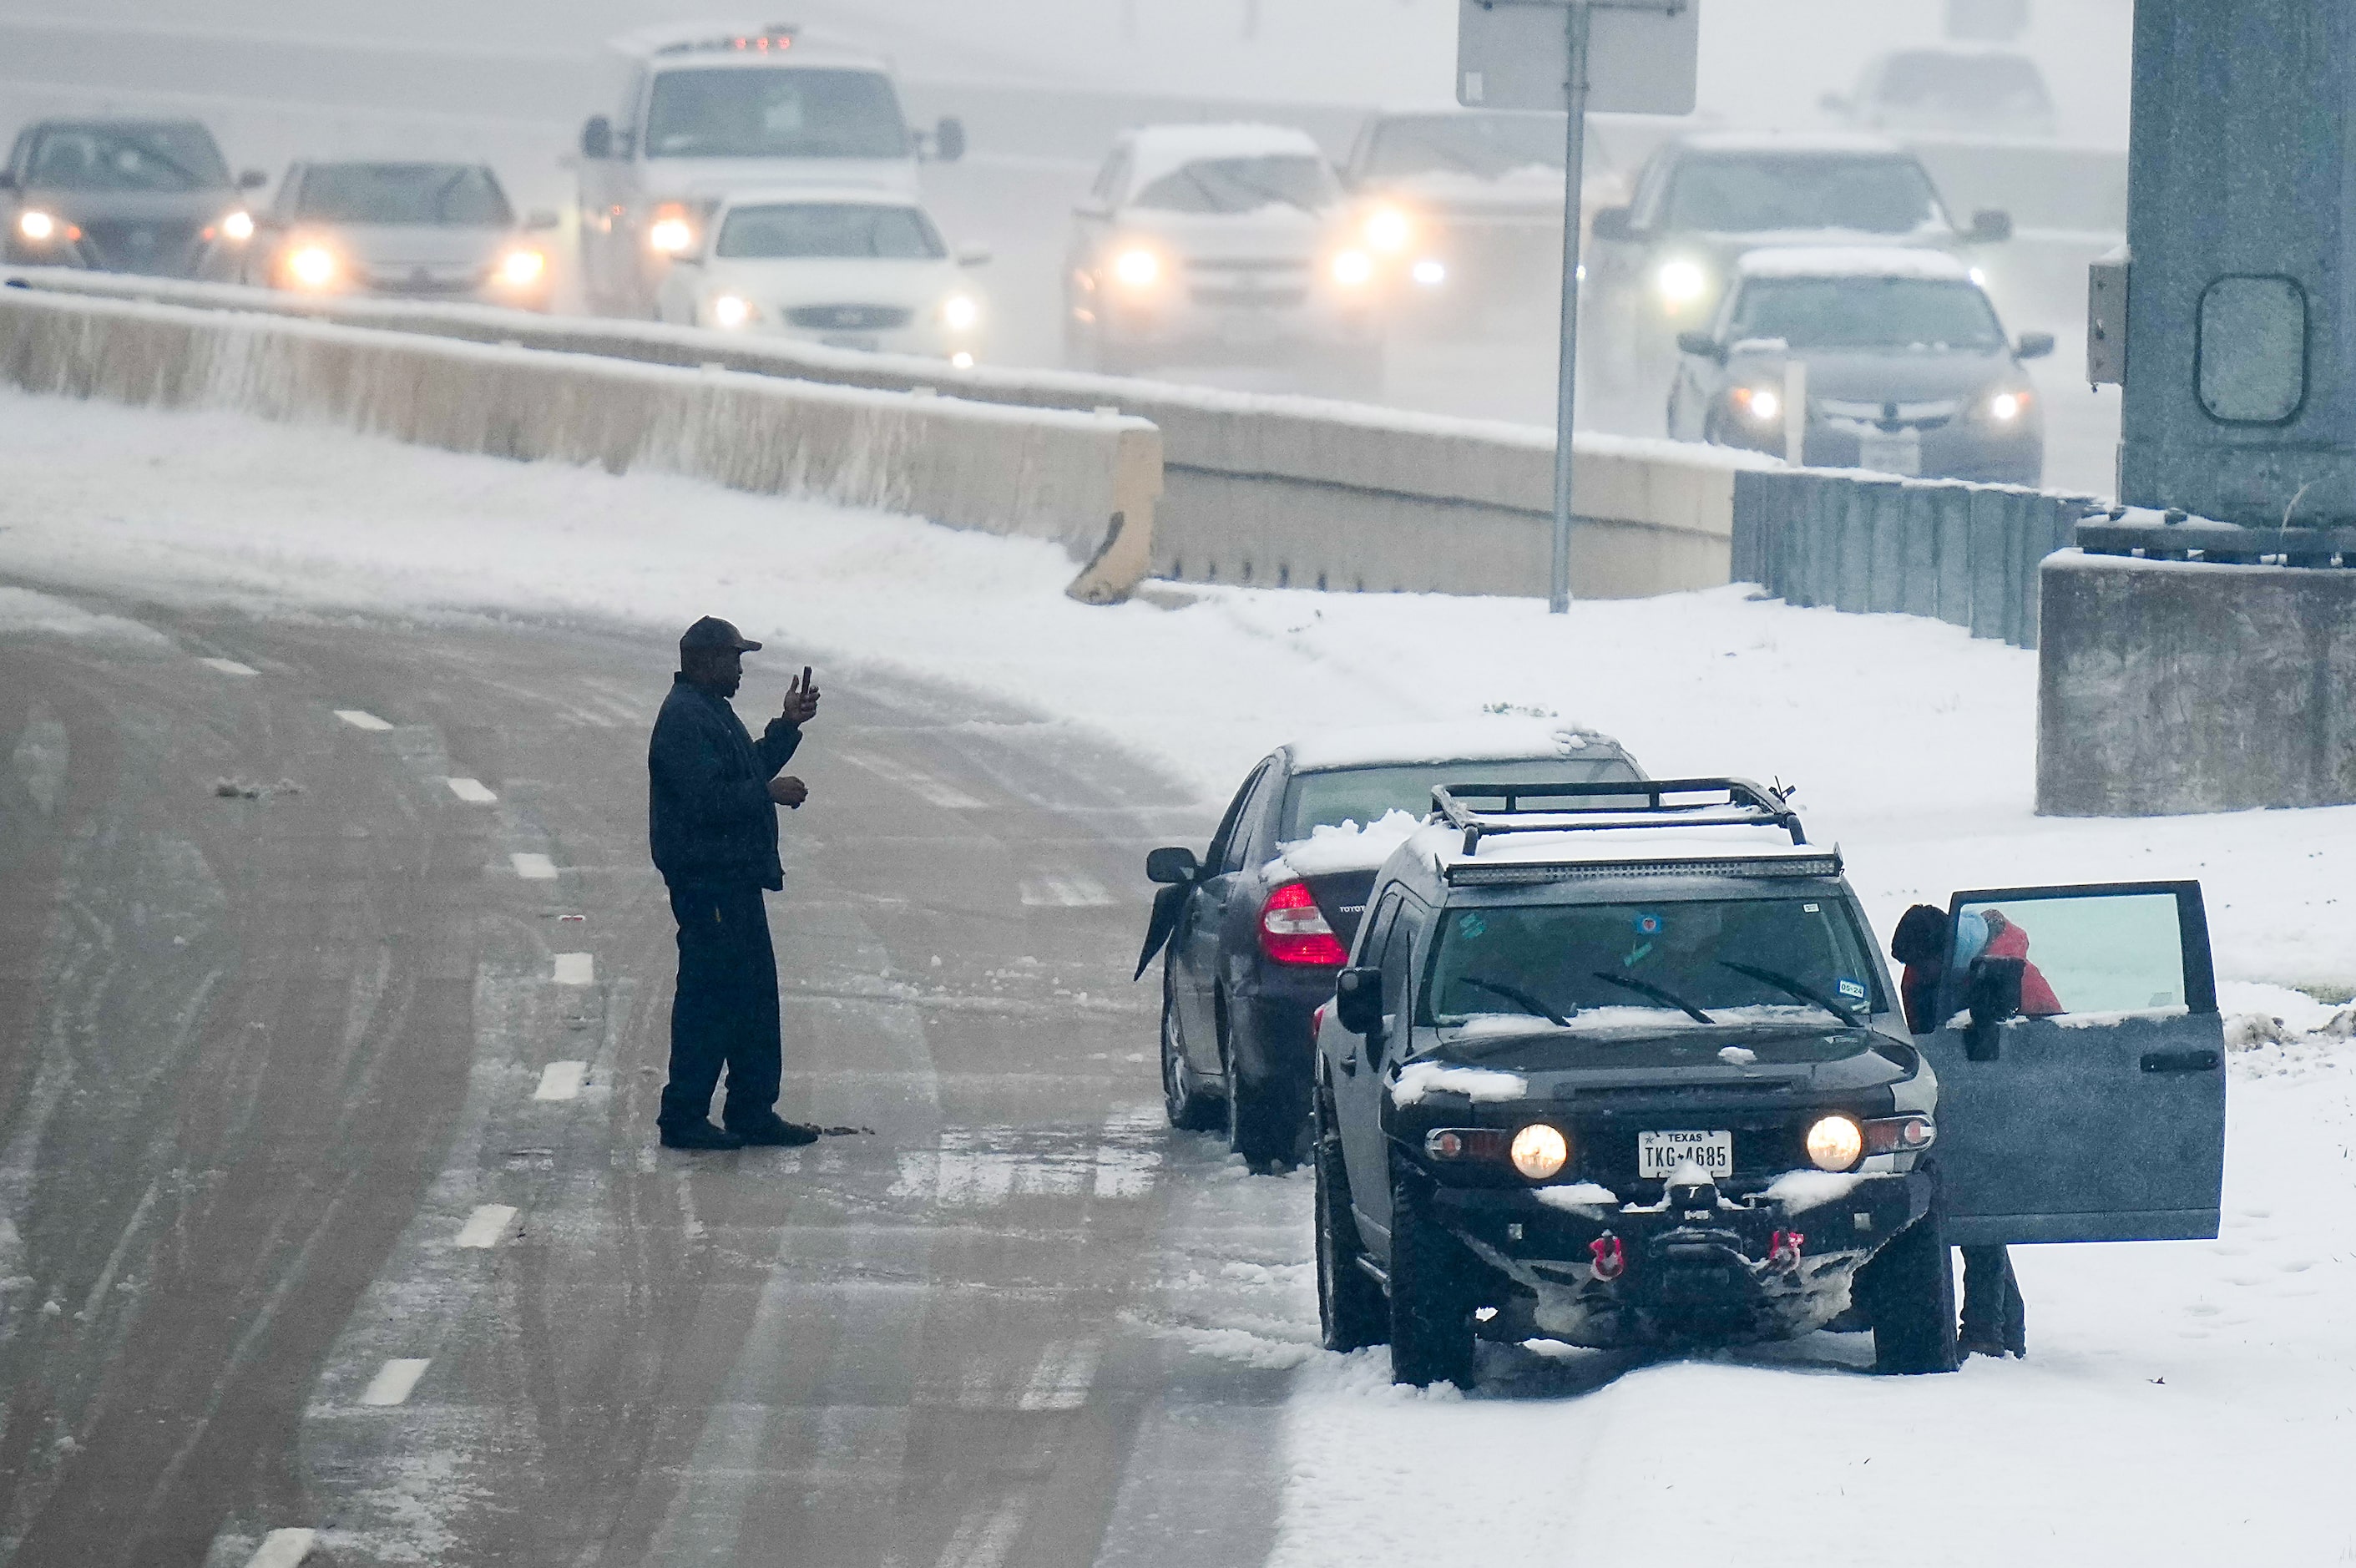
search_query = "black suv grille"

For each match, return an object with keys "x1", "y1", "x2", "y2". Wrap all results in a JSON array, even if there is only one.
[
  {"x1": 787, "y1": 304, "x2": 912, "y2": 331},
  {"x1": 80, "y1": 219, "x2": 205, "y2": 276}
]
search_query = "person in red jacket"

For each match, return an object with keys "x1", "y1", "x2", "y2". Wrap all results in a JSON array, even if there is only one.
[{"x1": 1979, "y1": 908, "x2": 2064, "y2": 1016}]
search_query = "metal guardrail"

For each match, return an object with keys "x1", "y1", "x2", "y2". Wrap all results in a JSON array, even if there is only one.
[
  {"x1": 1729, "y1": 468, "x2": 2101, "y2": 650},
  {"x1": 2075, "y1": 513, "x2": 2356, "y2": 568}
]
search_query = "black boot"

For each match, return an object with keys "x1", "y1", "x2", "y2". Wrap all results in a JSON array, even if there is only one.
[
  {"x1": 660, "y1": 1120, "x2": 745, "y2": 1151},
  {"x1": 727, "y1": 1113, "x2": 820, "y2": 1147}
]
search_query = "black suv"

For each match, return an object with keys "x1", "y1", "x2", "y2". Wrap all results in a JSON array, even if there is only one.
[
  {"x1": 1315, "y1": 780, "x2": 2231, "y2": 1387},
  {"x1": 3, "y1": 119, "x2": 264, "y2": 278},
  {"x1": 1136, "y1": 722, "x2": 1644, "y2": 1166}
]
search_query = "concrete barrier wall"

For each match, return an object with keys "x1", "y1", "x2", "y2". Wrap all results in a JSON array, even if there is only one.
[
  {"x1": 2038, "y1": 552, "x2": 2356, "y2": 816},
  {"x1": 0, "y1": 286, "x2": 1160, "y2": 604},
  {"x1": 4, "y1": 271, "x2": 1772, "y2": 601}
]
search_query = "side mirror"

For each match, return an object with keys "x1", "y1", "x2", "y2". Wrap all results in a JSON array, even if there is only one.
[
  {"x1": 1334, "y1": 967, "x2": 1384, "y2": 1036},
  {"x1": 1967, "y1": 208, "x2": 2014, "y2": 245},
  {"x1": 934, "y1": 116, "x2": 968, "y2": 164},
  {"x1": 1964, "y1": 956, "x2": 2025, "y2": 1061},
  {"x1": 1145, "y1": 846, "x2": 1201, "y2": 884},
  {"x1": 1590, "y1": 205, "x2": 1636, "y2": 243},
  {"x1": 0, "y1": 172, "x2": 18, "y2": 192},
  {"x1": 524, "y1": 209, "x2": 561, "y2": 232},
  {"x1": 1675, "y1": 329, "x2": 1724, "y2": 362},
  {"x1": 2015, "y1": 330, "x2": 2056, "y2": 361},
  {"x1": 238, "y1": 169, "x2": 268, "y2": 190},
  {"x1": 581, "y1": 115, "x2": 614, "y2": 161},
  {"x1": 955, "y1": 244, "x2": 993, "y2": 268},
  {"x1": 1072, "y1": 202, "x2": 1111, "y2": 222}
]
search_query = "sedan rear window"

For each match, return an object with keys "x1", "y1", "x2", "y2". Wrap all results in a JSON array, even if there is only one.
[
  {"x1": 1423, "y1": 896, "x2": 1881, "y2": 1027},
  {"x1": 1282, "y1": 756, "x2": 1641, "y2": 842},
  {"x1": 24, "y1": 124, "x2": 229, "y2": 193},
  {"x1": 1662, "y1": 154, "x2": 1943, "y2": 235},
  {"x1": 715, "y1": 203, "x2": 944, "y2": 259},
  {"x1": 296, "y1": 165, "x2": 513, "y2": 226},
  {"x1": 1728, "y1": 276, "x2": 2005, "y2": 352}
]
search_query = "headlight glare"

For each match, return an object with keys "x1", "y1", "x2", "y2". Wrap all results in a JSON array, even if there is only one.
[
  {"x1": 1738, "y1": 386, "x2": 1782, "y2": 424},
  {"x1": 499, "y1": 248, "x2": 546, "y2": 286},
  {"x1": 1112, "y1": 247, "x2": 1160, "y2": 289},
  {"x1": 710, "y1": 293, "x2": 754, "y2": 330},
  {"x1": 1410, "y1": 257, "x2": 1447, "y2": 287},
  {"x1": 18, "y1": 209, "x2": 56, "y2": 243},
  {"x1": 1656, "y1": 258, "x2": 1709, "y2": 306},
  {"x1": 1364, "y1": 205, "x2": 1413, "y2": 253},
  {"x1": 1806, "y1": 1115, "x2": 1864, "y2": 1172},
  {"x1": 1331, "y1": 248, "x2": 1375, "y2": 288},
  {"x1": 287, "y1": 245, "x2": 338, "y2": 290},
  {"x1": 1509, "y1": 1123, "x2": 1570, "y2": 1181},
  {"x1": 941, "y1": 292, "x2": 981, "y2": 331},
  {"x1": 1989, "y1": 389, "x2": 2028, "y2": 422},
  {"x1": 648, "y1": 215, "x2": 695, "y2": 255},
  {"x1": 221, "y1": 210, "x2": 255, "y2": 243}
]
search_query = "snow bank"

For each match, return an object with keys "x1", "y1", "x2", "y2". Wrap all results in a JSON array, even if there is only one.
[
  {"x1": 1284, "y1": 717, "x2": 1618, "y2": 771},
  {"x1": 1531, "y1": 1182, "x2": 1619, "y2": 1213},
  {"x1": 1275, "y1": 811, "x2": 1426, "y2": 879},
  {"x1": 1388, "y1": 1063, "x2": 1529, "y2": 1106},
  {"x1": 1759, "y1": 1169, "x2": 1868, "y2": 1208}
]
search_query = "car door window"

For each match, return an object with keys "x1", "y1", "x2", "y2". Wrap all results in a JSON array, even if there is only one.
[
  {"x1": 1378, "y1": 903, "x2": 1418, "y2": 1044},
  {"x1": 1220, "y1": 764, "x2": 1280, "y2": 875},
  {"x1": 1202, "y1": 762, "x2": 1270, "y2": 876},
  {"x1": 1949, "y1": 887, "x2": 2207, "y2": 1018},
  {"x1": 1092, "y1": 149, "x2": 1130, "y2": 205}
]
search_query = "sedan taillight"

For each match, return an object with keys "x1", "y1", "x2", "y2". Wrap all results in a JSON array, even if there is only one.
[{"x1": 1259, "y1": 881, "x2": 1346, "y2": 966}]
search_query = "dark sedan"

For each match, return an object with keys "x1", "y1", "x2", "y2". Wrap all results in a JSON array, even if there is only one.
[
  {"x1": 1666, "y1": 247, "x2": 2052, "y2": 485},
  {"x1": 2, "y1": 119, "x2": 263, "y2": 278},
  {"x1": 1135, "y1": 722, "x2": 1645, "y2": 1167}
]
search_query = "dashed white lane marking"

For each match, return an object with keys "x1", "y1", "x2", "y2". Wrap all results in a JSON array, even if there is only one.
[
  {"x1": 445, "y1": 776, "x2": 498, "y2": 803},
  {"x1": 552, "y1": 953, "x2": 594, "y2": 986},
  {"x1": 1015, "y1": 1338, "x2": 1102, "y2": 1412},
  {"x1": 359, "y1": 1357, "x2": 432, "y2": 1407},
  {"x1": 334, "y1": 709, "x2": 392, "y2": 731},
  {"x1": 1019, "y1": 873, "x2": 1115, "y2": 908},
  {"x1": 533, "y1": 1060, "x2": 588, "y2": 1100},
  {"x1": 510, "y1": 852, "x2": 558, "y2": 880},
  {"x1": 200, "y1": 657, "x2": 258, "y2": 677},
  {"x1": 245, "y1": 1528, "x2": 318, "y2": 1568},
  {"x1": 837, "y1": 749, "x2": 985, "y2": 810},
  {"x1": 454, "y1": 1204, "x2": 518, "y2": 1249},
  {"x1": 933, "y1": 1497, "x2": 1029, "y2": 1568}
]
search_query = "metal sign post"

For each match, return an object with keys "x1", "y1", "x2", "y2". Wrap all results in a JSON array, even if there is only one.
[{"x1": 1459, "y1": 0, "x2": 1697, "y2": 613}]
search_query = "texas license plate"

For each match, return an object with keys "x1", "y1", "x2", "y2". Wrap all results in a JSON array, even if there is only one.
[
  {"x1": 1638, "y1": 1129, "x2": 1734, "y2": 1179},
  {"x1": 1858, "y1": 430, "x2": 1922, "y2": 476}
]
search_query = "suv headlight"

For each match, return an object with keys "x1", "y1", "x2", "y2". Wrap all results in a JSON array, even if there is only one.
[
  {"x1": 1363, "y1": 204, "x2": 1414, "y2": 254},
  {"x1": 1330, "y1": 248, "x2": 1375, "y2": 288},
  {"x1": 220, "y1": 210, "x2": 255, "y2": 243},
  {"x1": 1806, "y1": 1114, "x2": 1863, "y2": 1172},
  {"x1": 940, "y1": 292, "x2": 981, "y2": 331},
  {"x1": 710, "y1": 293, "x2": 756, "y2": 329},
  {"x1": 1655, "y1": 257, "x2": 1710, "y2": 307},
  {"x1": 1111, "y1": 246, "x2": 1162, "y2": 291},
  {"x1": 1985, "y1": 387, "x2": 2031, "y2": 422},
  {"x1": 286, "y1": 244, "x2": 339, "y2": 290},
  {"x1": 17, "y1": 209, "x2": 58, "y2": 243},
  {"x1": 498, "y1": 248, "x2": 546, "y2": 287},
  {"x1": 1732, "y1": 385, "x2": 1782, "y2": 424}
]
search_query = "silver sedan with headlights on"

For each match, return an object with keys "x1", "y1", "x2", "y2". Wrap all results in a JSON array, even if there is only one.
[
  {"x1": 1065, "y1": 123, "x2": 1384, "y2": 389},
  {"x1": 243, "y1": 162, "x2": 557, "y2": 311},
  {"x1": 1666, "y1": 248, "x2": 2051, "y2": 485},
  {"x1": 655, "y1": 188, "x2": 989, "y2": 365}
]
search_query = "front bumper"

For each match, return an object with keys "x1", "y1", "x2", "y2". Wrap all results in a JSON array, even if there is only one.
[
  {"x1": 1437, "y1": 1167, "x2": 1930, "y2": 1347},
  {"x1": 1716, "y1": 416, "x2": 2044, "y2": 487},
  {"x1": 1094, "y1": 297, "x2": 1378, "y2": 362}
]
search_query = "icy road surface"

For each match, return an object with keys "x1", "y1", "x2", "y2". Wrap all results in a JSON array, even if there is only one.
[{"x1": 1, "y1": 388, "x2": 2352, "y2": 1563}]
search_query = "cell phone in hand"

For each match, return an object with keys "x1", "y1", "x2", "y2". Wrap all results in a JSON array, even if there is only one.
[{"x1": 801, "y1": 665, "x2": 813, "y2": 690}]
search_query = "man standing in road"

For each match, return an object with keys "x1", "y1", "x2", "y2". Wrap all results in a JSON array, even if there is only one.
[{"x1": 649, "y1": 616, "x2": 822, "y2": 1150}]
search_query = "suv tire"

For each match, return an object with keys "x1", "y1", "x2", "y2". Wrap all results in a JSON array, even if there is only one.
[
  {"x1": 1314, "y1": 1085, "x2": 1387, "y2": 1353},
  {"x1": 1387, "y1": 1158, "x2": 1476, "y2": 1388},
  {"x1": 1862, "y1": 1201, "x2": 1959, "y2": 1375},
  {"x1": 1160, "y1": 972, "x2": 1220, "y2": 1131}
]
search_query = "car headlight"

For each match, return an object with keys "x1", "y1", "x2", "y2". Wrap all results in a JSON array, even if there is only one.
[
  {"x1": 286, "y1": 245, "x2": 338, "y2": 290},
  {"x1": 710, "y1": 293, "x2": 755, "y2": 330},
  {"x1": 498, "y1": 248, "x2": 547, "y2": 287},
  {"x1": 1509, "y1": 1123, "x2": 1570, "y2": 1181},
  {"x1": 17, "y1": 209, "x2": 57, "y2": 243},
  {"x1": 220, "y1": 210, "x2": 255, "y2": 243},
  {"x1": 950, "y1": 351, "x2": 975, "y2": 369},
  {"x1": 648, "y1": 215, "x2": 695, "y2": 255},
  {"x1": 1655, "y1": 258, "x2": 1709, "y2": 307},
  {"x1": 1410, "y1": 257, "x2": 1447, "y2": 288},
  {"x1": 1363, "y1": 205, "x2": 1413, "y2": 254},
  {"x1": 1987, "y1": 388, "x2": 2030, "y2": 422},
  {"x1": 1112, "y1": 247, "x2": 1161, "y2": 290},
  {"x1": 1734, "y1": 386, "x2": 1782, "y2": 424},
  {"x1": 1805, "y1": 1114, "x2": 1863, "y2": 1172},
  {"x1": 1330, "y1": 248, "x2": 1375, "y2": 288},
  {"x1": 941, "y1": 292, "x2": 981, "y2": 331}
]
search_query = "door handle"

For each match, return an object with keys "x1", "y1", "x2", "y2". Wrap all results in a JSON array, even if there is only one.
[
  {"x1": 2141, "y1": 1049, "x2": 2222, "y2": 1074},
  {"x1": 1337, "y1": 1051, "x2": 1358, "y2": 1076}
]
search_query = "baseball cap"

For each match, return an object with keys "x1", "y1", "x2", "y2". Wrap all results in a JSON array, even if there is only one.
[{"x1": 680, "y1": 616, "x2": 762, "y2": 655}]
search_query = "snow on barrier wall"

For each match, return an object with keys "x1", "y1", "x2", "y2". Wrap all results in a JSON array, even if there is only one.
[
  {"x1": 0, "y1": 283, "x2": 1161, "y2": 605},
  {"x1": 2, "y1": 271, "x2": 1775, "y2": 601}
]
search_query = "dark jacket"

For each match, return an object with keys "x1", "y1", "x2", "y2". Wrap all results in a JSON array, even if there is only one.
[{"x1": 648, "y1": 675, "x2": 801, "y2": 889}]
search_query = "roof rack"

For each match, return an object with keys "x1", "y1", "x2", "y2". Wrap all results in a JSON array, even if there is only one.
[{"x1": 1429, "y1": 777, "x2": 1807, "y2": 857}]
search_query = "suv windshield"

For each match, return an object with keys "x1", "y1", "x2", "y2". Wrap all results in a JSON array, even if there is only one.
[
  {"x1": 1728, "y1": 276, "x2": 2005, "y2": 351},
  {"x1": 1422, "y1": 896, "x2": 1879, "y2": 1027},
  {"x1": 1661, "y1": 154, "x2": 1943, "y2": 235},
  {"x1": 645, "y1": 67, "x2": 910, "y2": 159},
  {"x1": 717, "y1": 203, "x2": 943, "y2": 259},
  {"x1": 1133, "y1": 155, "x2": 1340, "y2": 215},
  {"x1": 23, "y1": 124, "x2": 229, "y2": 193},
  {"x1": 1362, "y1": 114, "x2": 1563, "y2": 180},
  {"x1": 1282, "y1": 757, "x2": 1641, "y2": 842},
  {"x1": 296, "y1": 165, "x2": 512, "y2": 226}
]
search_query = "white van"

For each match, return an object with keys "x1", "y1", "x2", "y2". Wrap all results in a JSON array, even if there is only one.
[{"x1": 575, "y1": 22, "x2": 964, "y2": 316}]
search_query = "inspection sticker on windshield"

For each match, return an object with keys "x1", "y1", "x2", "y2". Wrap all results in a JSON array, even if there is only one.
[
  {"x1": 1838, "y1": 979, "x2": 1868, "y2": 1002},
  {"x1": 1633, "y1": 913, "x2": 1663, "y2": 936},
  {"x1": 1639, "y1": 1129, "x2": 1734, "y2": 1179}
]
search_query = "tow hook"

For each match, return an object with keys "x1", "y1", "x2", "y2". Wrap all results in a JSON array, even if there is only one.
[
  {"x1": 1768, "y1": 1229, "x2": 1806, "y2": 1272},
  {"x1": 1589, "y1": 1232, "x2": 1627, "y2": 1282}
]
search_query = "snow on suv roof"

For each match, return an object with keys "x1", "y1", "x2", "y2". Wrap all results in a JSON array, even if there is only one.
[
  {"x1": 1119, "y1": 122, "x2": 1329, "y2": 197},
  {"x1": 1671, "y1": 130, "x2": 1909, "y2": 157},
  {"x1": 1284, "y1": 718, "x2": 1621, "y2": 773},
  {"x1": 1736, "y1": 246, "x2": 1974, "y2": 282}
]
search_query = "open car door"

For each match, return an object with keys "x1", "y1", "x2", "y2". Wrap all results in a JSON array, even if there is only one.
[{"x1": 1919, "y1": 880, "x2": 2226, "y2": 1245}]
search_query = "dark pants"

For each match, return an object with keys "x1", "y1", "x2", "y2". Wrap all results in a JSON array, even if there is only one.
[
  {"x1": 1960, "y1": 1244, "x2": 2026, "y2": 1353},
  {"x1": 659, "y1": 882, "x2": 781, "y2": 1132}
]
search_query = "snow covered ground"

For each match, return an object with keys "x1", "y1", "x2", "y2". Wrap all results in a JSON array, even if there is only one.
[{"x1": 4, "y1": 388, "x2": 2352, "y2": 1561}]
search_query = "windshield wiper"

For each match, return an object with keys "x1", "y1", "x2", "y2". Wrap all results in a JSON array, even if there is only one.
[
  {"x1": 1718, "y1": 959, "x2": 1861, "y2": 1028},
  {"x1": 1591, "y1": 971, "x2": 1714, "y2": 1025},
  {"x1": 1457, "y1": 975, "x2": 1570, "y2": 1028}
]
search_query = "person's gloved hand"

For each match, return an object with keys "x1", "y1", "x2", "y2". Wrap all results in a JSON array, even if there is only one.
[{"x1": 768, "y1": 775, "x2": 808, "y2": 809}]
